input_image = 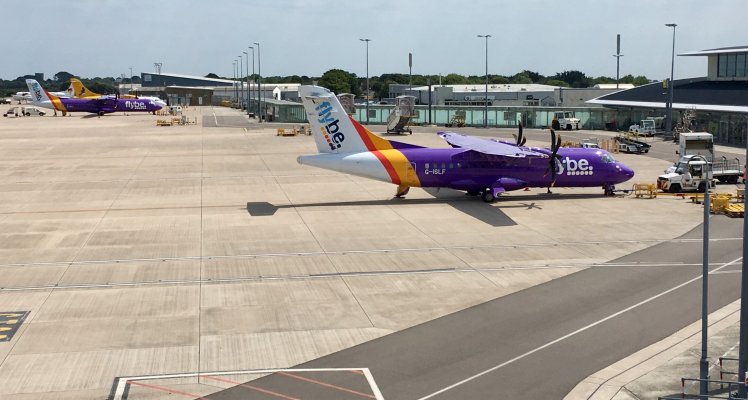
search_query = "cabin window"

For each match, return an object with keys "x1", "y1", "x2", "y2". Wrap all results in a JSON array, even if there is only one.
[
  {"x1": 425, "y1": 163, "x2": 430, "y2": 169},
  {"x1": 449, "y1": 163, "x2": 454, "y2": 169}
]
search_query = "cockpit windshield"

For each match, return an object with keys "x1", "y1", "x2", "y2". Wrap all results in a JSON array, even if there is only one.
[{"x1": 599, "y1": 152, "x2": 616, "y2": 163}]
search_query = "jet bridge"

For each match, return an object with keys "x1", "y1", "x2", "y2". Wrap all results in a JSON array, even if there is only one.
[{"x1": 386, "y1": 95, "x2": 416, "y2": 135}]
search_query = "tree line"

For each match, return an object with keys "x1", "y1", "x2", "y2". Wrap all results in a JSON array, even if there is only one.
[{"x1": 1, "y1": 69, "x2": 651, "y2": 99}]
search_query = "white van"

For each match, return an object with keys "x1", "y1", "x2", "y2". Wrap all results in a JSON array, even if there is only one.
[{"x1": 20, "y1": 106, "x2": 46, "y2": 116}]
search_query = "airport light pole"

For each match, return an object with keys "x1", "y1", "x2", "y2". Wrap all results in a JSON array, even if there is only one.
[
  {"x1": 739, "y1": 115, "x2": 748, "y2": 399},
  {"x1": 696, "y1": 153, "x2": 710, "y2": 397},
  {"x1": 233, "y1": 60, "x2": 237, "y2": 103},
  {"x1": 243, "y1": 50, "x2": 249, "y2": 115},
  {"x1": 249, "y1": 46, "x2": 255, "y2": 118},
  {"x1": 360, "y1": 38, "x2": 371, "y2": 125},
  {"x1": 613, "y1": 34, "x2": 623, "y2": 89},
  {"x1": 238, "y1": 54, "x2": 243, "y2": 109},
  {"x1": 129, "y1": 66, "x2": 134, "y2": 95},
  {"x1": 254, "y1": 42, "x2": 261, "y2": 121},
  {"x1": 477, "y1": 34, "x2": 491, "y2": 128},
  {"x1": 665, "y1": 24, "x2": 677, "y2": 138}
]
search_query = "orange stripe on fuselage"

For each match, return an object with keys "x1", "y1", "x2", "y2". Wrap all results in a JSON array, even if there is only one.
[
  {"x1": 44, "y1": 89, "x2": 67, "y2": 112},
  {"x1": 349, "y1": 116, "x2": 420, "y2": 187}
]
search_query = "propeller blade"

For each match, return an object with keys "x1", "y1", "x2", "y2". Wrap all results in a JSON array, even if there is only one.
[{"x1": 515, "y1": 122, "x2": 525, "y2": 146}]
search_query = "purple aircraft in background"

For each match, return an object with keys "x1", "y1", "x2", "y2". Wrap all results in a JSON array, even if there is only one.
[
  {"x1": 297, "y1": 85, "x2": 635, "y2": 202},
  {"x1": 26, "y1": 79, "x2": 164, "y2": 116}
]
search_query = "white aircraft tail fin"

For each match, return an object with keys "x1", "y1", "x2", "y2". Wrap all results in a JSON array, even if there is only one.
[
  {"x1": 300, "y1": 85, "x2": 424, "y2": 155},
  {"x1": 26, "y1": 79, "x2": 56, "y2": 103}
]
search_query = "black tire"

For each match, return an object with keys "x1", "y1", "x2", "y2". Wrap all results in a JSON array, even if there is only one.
[
  {"x1": 565, "y1": 124, "x2": 572, "y2": 131},
  {"x1": 466, "y1": 189, "x2": 480, "y2": 196},
  {"x1": 697, "y1": 182, "x2": 707, "y2": 192},
  {"x1": 98, "y1": 111, "x2": 104, "y2": 116},
  {"x1": 481, "y1": 190, "x2": 496, "y2": 203},
  {"x1": 24, "y1": 112, "x2": 30, "y2": 116},
  {"x1": 727, "y1": 175, "x2": 739, "y2": 184},
  {"x1": 551, "y1": 120, "x2": 560, "y2": 130},
  {"x1": 669, "y1": 183, "x2": 682, "y2": 194},
  {"x1": 718, "y1": 176, "x2": 728, "y2": 183}
]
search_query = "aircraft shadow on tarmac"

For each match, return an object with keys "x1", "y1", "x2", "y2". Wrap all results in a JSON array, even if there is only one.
[{"x1": 246, "y1": 189, "x2": 611, "y2": 227}]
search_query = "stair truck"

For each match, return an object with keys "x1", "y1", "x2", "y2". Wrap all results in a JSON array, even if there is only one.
[{"x1": 386, "y1": 95, "x2": 416, "y2": 135}]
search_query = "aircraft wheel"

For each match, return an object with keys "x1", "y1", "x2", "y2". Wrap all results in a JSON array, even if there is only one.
[
  {"x1": 481, "y1": 190, "x2": 496, "y2": 203},
  {"x1": 98, "y1": 111, "x2": 104, "y2": 116}
]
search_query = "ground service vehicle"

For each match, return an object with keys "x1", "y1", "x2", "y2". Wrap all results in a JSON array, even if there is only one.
[
  {"x1": 0, "y1": 98, "x2": 11, "y2": 105},
  {"x1": 3, "y1": 107, "x2": 19, "y2": 117},
  {"x1": 628, "y1": 119, "x2": 657, "y2": 136},
  {"x1": 657, "y1": 157, "x2": 715, "y2": 193},
  {"x1": 551, "y1": 111, "x2": 580, "y2": 131},
  {"x1": 664, "y1": 155, "x2": 742, "y2": 184},
  {"x1": 615, "y1": 134, "x2": 651, "y2": 153},
  {"x1": 20, "y1": 106, "x2": 46, "y2": 116},
  {"x1": 677, "y1": 132, "x2": 713, "y2": 160}
]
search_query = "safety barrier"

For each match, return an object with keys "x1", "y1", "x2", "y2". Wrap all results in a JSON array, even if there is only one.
[
  {"x1": 276, "y1": 125, "x2": 312, "y2": 137},
  {"x1": 633, "y1": 183, "x2": 657, "y2": 198}
]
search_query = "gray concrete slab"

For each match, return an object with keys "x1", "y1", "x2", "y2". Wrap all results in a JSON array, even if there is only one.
[{"x1": 0, "y1": 106, "x2": 718, "y2": 398}]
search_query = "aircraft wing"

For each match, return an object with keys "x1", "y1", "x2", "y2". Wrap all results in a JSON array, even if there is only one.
[{"x1": 437, "y1": 131, "x2": 546, "y2": 158}]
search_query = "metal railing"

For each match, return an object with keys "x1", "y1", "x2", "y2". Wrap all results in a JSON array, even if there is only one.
[{"x1": 657, "y1": 377, "x2": 744, "y2": 399}]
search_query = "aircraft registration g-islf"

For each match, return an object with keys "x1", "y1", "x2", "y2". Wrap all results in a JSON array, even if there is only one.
[
  {"x1": 25, "y1": 79, "x2": 163, "y2": 116},
  {"x1": 298, "y1": 85, "x2": 634, "y2": 202}
]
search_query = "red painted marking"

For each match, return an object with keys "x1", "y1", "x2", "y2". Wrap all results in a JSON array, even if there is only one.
[
  {"x1": 350, "y1": 116, "x2": 378, "y2": 151},
  {"x1": 371, "y1": 150, "x2": 401, "y2": 185},
  {"x1": 277, "y1": 371, "x2": 376, "y2": 399},
  {"x1": 127, "y1": 380, "x2": 209, "y2": 399},
  {"x1": 202, "y1": 375, "x2": 300, "y2": 400},
  {"x1": 347, "y1": 115, "x2": 401, "y2": 183}
]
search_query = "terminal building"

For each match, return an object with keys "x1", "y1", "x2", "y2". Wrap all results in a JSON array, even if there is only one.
[
  {"x1": 120, "y1": 72, "x2": 300, "y2": 108},
  {"x1": 589, "y1": 45, "x2": 748, "y2": 146},
  {"x1": 389, "y1": 83, "x2": 632, "y2": 107}
]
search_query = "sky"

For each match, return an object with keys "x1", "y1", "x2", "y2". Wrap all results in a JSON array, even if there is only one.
[{"x1": 4, "y1": 0, "x2": 745, "y2": 82}]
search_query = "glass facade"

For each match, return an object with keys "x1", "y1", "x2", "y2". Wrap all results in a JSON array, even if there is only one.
[{"x1": 718, "y1": 53, "x2": 748, "y2": 78}]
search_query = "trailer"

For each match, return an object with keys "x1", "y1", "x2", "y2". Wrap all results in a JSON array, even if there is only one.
[{"x1": 614, "y1": 134, "x2": 650, "y2": 154}]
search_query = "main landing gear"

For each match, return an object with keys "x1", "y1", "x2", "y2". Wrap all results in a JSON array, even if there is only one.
[
  {"x1": 395, "y1": 185, "x2": 410, "y2": 198},
  {"x1": 481, "y1": 190, "x2": 496, "y2": 203},
  {"x1": 466, "y1": 188, "x2": 497, "y2": 203},
  {"x1": 604, "y1": 184, "x2": 616, "y2": 196}
]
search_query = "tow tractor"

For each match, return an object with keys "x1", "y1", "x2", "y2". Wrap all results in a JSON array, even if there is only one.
[{"x1": 657, "y1": 156, "x2": 715, "y2": 193}]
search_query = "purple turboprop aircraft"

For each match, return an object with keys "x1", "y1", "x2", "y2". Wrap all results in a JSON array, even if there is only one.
[
  {"x1": 26, "y1": 79, "x2": 163, "y2": 116},
  {"x1": 298, "y1": 85, "x2": 634, "y2": 202}
]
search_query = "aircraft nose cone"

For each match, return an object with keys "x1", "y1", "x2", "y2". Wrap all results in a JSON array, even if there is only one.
[{"x1": 619, "y1": 164, "x2": 635, "y2": 180}]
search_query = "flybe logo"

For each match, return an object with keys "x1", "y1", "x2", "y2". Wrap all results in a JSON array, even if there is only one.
[
  {"x1": 125, "y1": 101, "x2": 147, "y2": 110},
  {"x1": 315, "y1": 101, "x2": 344, "y2": 151},
  {"x1": 559, "y1": 157, "x2": 594, "y2": 176},
  {"x1": 31, "y1": 83, "x2": 42, "y2": 102}
]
